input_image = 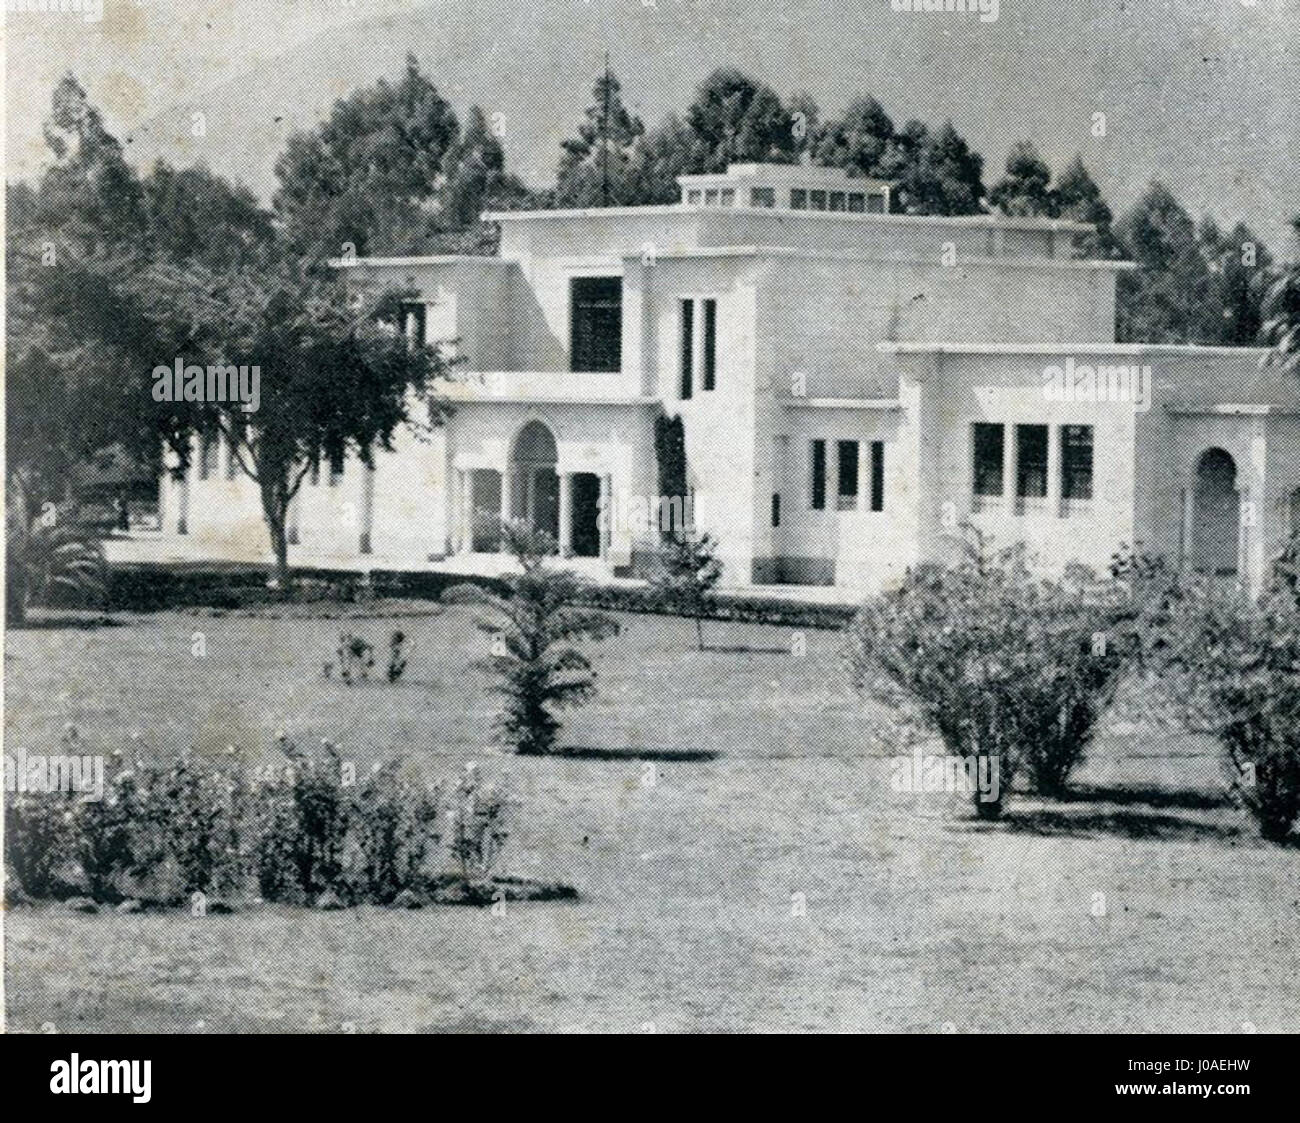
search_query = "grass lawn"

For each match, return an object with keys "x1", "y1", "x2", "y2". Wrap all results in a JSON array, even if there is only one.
[{"x1": 4, "y1": 603, "x2": 1298, "y2": 1033}]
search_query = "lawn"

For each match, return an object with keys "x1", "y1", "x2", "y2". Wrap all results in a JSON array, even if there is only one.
[{"x1": 5, "y1": 602, "x2": 1298, "y2": 1033}]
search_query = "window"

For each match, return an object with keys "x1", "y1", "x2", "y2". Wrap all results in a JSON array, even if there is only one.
[
  {"x1": 848, "y1": 193, "x2": 866, "y2": 213},
  {"x1": 867, "y1": 194, "x2": 885, "y2": 214},
  {"x1": 751, "y1": 187, "x2": 775, "y2": 208},
  {"x1": 870, "y1": 441, "x2": 885, "y2": 512},
  {"x1": 401, "y1": 302, "x2": 427, "y2": 347},
  {"x1": 719, "y1": 188, "x2": 735, "y2": 206},
  {"x1": 809, "y1": 190, "x2": 828, "y2": 211},
  {"x1": 1060, "y1": 425, "x2": 1094, "y2": 515},
  {"x1": 702, "y1": 299, "x2": 717, "y2": 391},
  {"x1": 704, "y1": 189, "x2": 719, "y2": 205},
  {"x1": 837, "y1": 440, "x2": 859, "y2": 510},
  {"x1": 771, "y1": 493, "x2": 781, "y2": 528},
  {"x1": 1015, "y1": 424, "x2": 1049, "y2": 513},
  {"x1": 570, "y1": 276, "x2": 622, "y2": 372},
  {"x1": 829, "y1": 191, "x2": 846, "y2": 212},
  {"x1": 810, "y1": 440, "x2": 826, "y2": 510},
  {"x1": 972, "y1": 423, "x2": 1004, "y2": 511},
  {"x1": 199, "y1": 432, "x2": 218, "y2": 480},
  {"x1": 686, "y1": 190, "x2": 701, "y2": 204},
  {"x1": 679, "y1": 298, "x2": 694, "y2": 400},
  {"x1": 790, "y1": 189, "x2": 808, "y2": 209}
]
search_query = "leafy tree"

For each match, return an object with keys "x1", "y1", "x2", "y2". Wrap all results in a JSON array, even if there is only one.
[
  {"x1": 142, "y1": 160, "x2": 274, "y2": 268},
  {"x1": 1053, "y1": 155, "x2": 1121, "y2": 259},
  {"x1": 555, "y1": 69, "x2": 646, "y2": 207},
  {"x1": 125, "y1": 259, "x2": 458, "y2": 590},
  {"x1": 1199, "y1": 217, "x2": 1274, "y2": 345},
  {"x1": 785, "y1": 91, "x2": 821, "y2": 163},
  {"x1": 685, "y1": 68, "x2": 796, "y2": 172},
  {"x1": 440, "y1": 105, "x2": 532, "y2": 228},
  {"x1": 450, "y1": 522, "x2": 620, "y2": 755},
  {"x1": 653, "y1": 531, "x2": 722, "y2": 651},
  {"x1": 1114, "y1": 182, "x2": 1216, "y2": 343},
  {"x1": 1260, "y1": 218, "x2": 1300, "y2": 378},
  {"x1": 893, "y1": 121, "x2": 985, "y2": 216},
  {"x1": 626, "y1": 113, "x2": 709, "y2": 204},
  {"x1": 812, "y1": 96, "x2": 896, "y2": 179},
  {"x1": 988, "y1": 141, "x2": 1054, "y2": 218},
  {"x1": 272, "y1": 53, "x2": 460, "y2": 260}
]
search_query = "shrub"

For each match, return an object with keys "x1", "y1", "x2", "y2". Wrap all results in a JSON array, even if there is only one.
[
  {"x1": 335, "y1": 632, "x2": 376, "y2": 683},
  {"x1": 448, "y1": 520, "x2": 619, "y2": 755},
  {"x1": 849, "y1": 531, "x2": 1127, "y2": 817},
  {"x1": 652, "y1": 531, "x2": 722, "y2": 650},
  {"x1": 343, "y1": 761, "x2": 440, "y2": 903},
  {"x1": 1134, "y1": 559, "x2": 1300, "y2": 843},
  {"x1": 387, "y1": 630, "x2": 411, "y2": 683},
  {"x1": 4, "y1": 791, "x2": 77, "y2": 898},
  {"x1": 447, "y1": 763, "x2": 512, "y2": 883}
]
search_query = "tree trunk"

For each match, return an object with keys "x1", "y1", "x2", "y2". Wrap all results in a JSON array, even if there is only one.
[
  {"x1": 259, "y1": 482, "x2": 292, "y2": 597},
  {"x1": 695, "y1": 614, "x2": 704, "y2": 652}
]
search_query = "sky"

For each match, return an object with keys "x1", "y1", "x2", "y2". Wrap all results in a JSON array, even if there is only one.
[{"x1": 5, "y1": 0, "x2": 1298, "y2": 254}]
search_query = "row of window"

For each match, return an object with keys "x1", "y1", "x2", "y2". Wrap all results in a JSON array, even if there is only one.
[
  {"x1": 810, "y1": 439, "x2": 885, "y2": 512},
  {"x1": 973, "y1": 422, "x2": 1094, "y2": 515},
  {"x1": 683, "y1": 186, "x2": 886, "y2": 212}
]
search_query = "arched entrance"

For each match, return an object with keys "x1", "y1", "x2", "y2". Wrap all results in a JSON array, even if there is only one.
[
  {"x1": 509, "y1": 421, "x2": 560, "y2": 542},
  {"x1": 1191, "y1": 448, "x2": 1239, "y2": 576}
]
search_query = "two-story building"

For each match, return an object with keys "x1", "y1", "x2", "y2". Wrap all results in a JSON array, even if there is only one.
[{"x1": 160, "y1": 162, "x2": 1300, "y2": 596}]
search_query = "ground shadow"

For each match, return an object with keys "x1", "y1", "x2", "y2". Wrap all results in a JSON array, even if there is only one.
[
  {"x1": 1057, "y1": 783, "x2": 1232, "y2": 812},
  {"x1": 7, "y1": 614, "x2": 122, "y2": 631},
  {"x1": 553, "y1": 746, "x2": 720, "y2": 762},
  {"x1": 999, "y1": 808, "x2": 1243, "y2": 843},
  {"x1": 700, "y1": 644, "x2": 790, "y2": 655}
]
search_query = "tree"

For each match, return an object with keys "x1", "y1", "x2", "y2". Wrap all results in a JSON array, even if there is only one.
[
  {"x1": 1114, "y1": 182, "x2": 1215, "y2": 343},
  {"x1": 1053, "y1": 155, "x2": 1121, "y2": 259},
  {"x1": 449, "y1": 522, "x2": 620, "y2": 755},
  {"x1": 812, "y1": 96, "x2": 895, "y2": 178},
  {"x1": 653, "y1": 531, "x2": 722, "y2": 651},
  {"x1": 685, "y1": 68, "x2": 796, "y2": 172},
  {"x1": 988, "y1": 141, "x2": 1054, "y2": 218},
  {"x1": 555, "y1": 68, "x2": 645, "y2": 207},
  {"x1": 625, "y1": 114, "x2": 709, "y2": 205},
  {"x1": 272, "y1": 53, "x2": 461, "y2": 260},
  {"x1": 142, "y1": 160, "x2": 274, "y2": 268},
  {"x1": 440, "y1": 105, "x2": 532, "y2": 228},
  {"x1": 1199, "y1": 217, "x2": 1274, "y2": 346},
  {"x1": 893, "y1": 121, "x2": 985, "y2": 216},
  {"x1": 126, "y1": 259, "x2": 458, "y2": 590},
  {"x1": 1260, "y1": 218, "x2": 1300, "y2": 378}
]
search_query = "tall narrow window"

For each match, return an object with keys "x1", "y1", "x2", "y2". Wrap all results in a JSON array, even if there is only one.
[
  {"x1": 870, "y1": 441, "x2": 885, "y2": 512},
  {"x1": 702, "y1": 299, "x2": 717, "y2": 391},
  {"x1": 679, "y1": 298, "x2": 694, "y2": 400},
  {"x1": 570, "y1": 277, "x2": 622, "y2": 372},
  {"x1": 1060, "y1": 425, "x2": 1094, "y2": 516},
  {"x1": 837, "y1": 440, "x2": 859, "y2": 510},
  {"x1": 1015, "y1": 424, "x2": 1049, "y2": 514},
  {"x1": 771, "y1": 493, "x2": 781, "y2": 528},
  {"x1": 199, "y1": 432, "x2": 218, "y2": 480},
  {"x1": 972, "y1": 423, "x2": 1004, "y2": 511},
  {"x1": 810, "y1": 440, "x2": 826, "y2": 510}
]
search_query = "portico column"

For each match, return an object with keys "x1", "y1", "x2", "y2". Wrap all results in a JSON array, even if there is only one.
[
  {"x1": 598, "y1": 473, "x2": 612, "y2": 560},
  {"x1": 1180, "y1": 486, "x2": 1194, "y2": 573},
  {"x1": 558, "y1": 472, "x2": 573, "y2": 557},
  {"x1": 499, "y1": 467, "x2": 512, "y2": 548},
  {"x1": 460, "y1": 469, "x2": 474, "y2": 553}
]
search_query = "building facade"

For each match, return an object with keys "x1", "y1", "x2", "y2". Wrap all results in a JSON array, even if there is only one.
[{"x1": 160, "y1": 163, "x2": 1300, "y2": 596}]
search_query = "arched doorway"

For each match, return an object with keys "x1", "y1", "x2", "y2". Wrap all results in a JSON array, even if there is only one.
[
  {"x1": 1191, "y1": 448, "x2": 1239, "y2": 576},
  {"x1": 509, "y1": 421, "x2": 560, "y2": 543}
]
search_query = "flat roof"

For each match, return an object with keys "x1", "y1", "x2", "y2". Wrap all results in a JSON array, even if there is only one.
[
  {"x1": 484, "y1": 203, "x2": 1096, "y2": 235},
  {"x1": 878, "y1": 341, "x2": 1268, "y2": 357}
]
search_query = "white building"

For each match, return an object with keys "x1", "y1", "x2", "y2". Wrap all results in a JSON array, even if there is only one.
[{"x1": 161, "y1": 163, "x2": 1300, "y2": 595}]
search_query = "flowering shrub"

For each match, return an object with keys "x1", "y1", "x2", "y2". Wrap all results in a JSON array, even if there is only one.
[
  {"x1": 849, "y1": 533, "x2": 1129, "y2": 817},
  {"x1": 5, "y1": 730, "x2": 513, "y2": 905},
  {"x1": 1133, "y1": 559, "x2": 1300, "y2": 843}
]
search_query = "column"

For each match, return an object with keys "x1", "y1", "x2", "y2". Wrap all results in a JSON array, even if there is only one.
[
  {"x1": 558, "y1": 472, "x2": 573, "y2": 557},
  {"x1": 598, "y1": 473, "x2": 612, "y2": 560},
  {"x1": 1180, "y1": 486, "x2": 1194, "y2": 573},
  {"x1": 460, "y1": 469, "x2": 473, "y2": 553},
  {"x1": 499, "y1": 467, "x2": 512, "y2": 550}
]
